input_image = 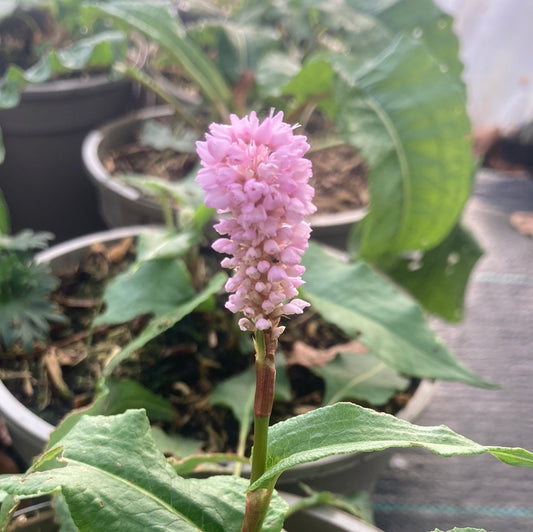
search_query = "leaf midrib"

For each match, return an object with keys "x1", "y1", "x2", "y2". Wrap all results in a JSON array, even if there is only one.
[{"x1": 63, "y1": 456, "x2": 198, "y2": 530}]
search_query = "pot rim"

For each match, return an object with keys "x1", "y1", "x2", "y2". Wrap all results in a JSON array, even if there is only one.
[
  {"x1": 82, "y1": 105, "x2": 368, "y2": 227},
  {"x1": 20, "y1": 73, "x2": 128, "y2": 100}
]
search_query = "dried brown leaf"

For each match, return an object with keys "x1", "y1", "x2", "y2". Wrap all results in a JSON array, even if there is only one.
[
  {"x1": 286, "y1": 340, "x2": 368, "y2": 368},
  {"x1": 43, "y1": 347, "x2": 73, "y2": 399}
]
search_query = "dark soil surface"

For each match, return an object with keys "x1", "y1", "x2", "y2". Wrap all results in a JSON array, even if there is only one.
[
  {"x1": 1, "y1": 236, "x2": 412, "y2": 460},
  {"x1": 104, "y1": 119, "x2": 369, "y2": 216}
]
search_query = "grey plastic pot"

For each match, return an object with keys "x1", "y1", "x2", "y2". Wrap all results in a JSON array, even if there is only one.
[
  {"x1": 0, "y1": 75, "x2": 139, "y2": 242},
  {"x1": 0, "y1": 226, "x2": 434, "y2": 494},
  {"x1": 82, "y1": 106, "x2": 173, "y2": 228},
  {"x1": 82, "y1": 106, "x2": 367, "y2": 248}
]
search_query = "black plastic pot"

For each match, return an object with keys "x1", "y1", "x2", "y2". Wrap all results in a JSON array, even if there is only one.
[{"x1": 0, "y1": 75, "x2": 139, "y2": 242}]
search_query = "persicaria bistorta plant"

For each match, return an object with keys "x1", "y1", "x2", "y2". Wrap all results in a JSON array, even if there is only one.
[{"x1": 196, "y1": 110, "x2": 317, "y2": 530}]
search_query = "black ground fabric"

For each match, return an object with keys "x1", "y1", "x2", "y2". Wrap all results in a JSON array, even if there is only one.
[{"x1": 373, "y1": 170, "x2": 533, "y2": 532}]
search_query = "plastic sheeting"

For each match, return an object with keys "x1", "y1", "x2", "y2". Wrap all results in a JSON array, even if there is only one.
[{"x1": 435, "y1": 0, "x2": 533, "y2": 133}]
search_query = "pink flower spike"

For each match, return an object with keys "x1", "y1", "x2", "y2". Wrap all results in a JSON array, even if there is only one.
[{"x1": 195, "y1": 110, "x2": 315, "y2": 333}]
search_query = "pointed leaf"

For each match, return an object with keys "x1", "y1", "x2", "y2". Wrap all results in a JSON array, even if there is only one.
[
  {"x1": 335, "y1": 35, "x2": 473, "y2": 260},
  {"x1": 301, "y1": 242, "x2": 494, "y2": 388},
  {"x1": 250, "y1": 402, "x2": 533, "y2": 489},
  {"x1": 311, "y1": 351, "x2": 409, "y2": 405},
  {"x1": 0, "y1": 410, "x2": 287, "y2": 532},
  {"x1": 94, "y1": 258, "x2": 195, "y2": 326},
  {"x1": 103, "y1": 272, "x2": 226, "y2": 376}
]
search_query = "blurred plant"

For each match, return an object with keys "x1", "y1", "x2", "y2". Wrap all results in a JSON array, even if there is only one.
[{"x1": 0, "y1": 229, "x2": 64, "y2": 353}]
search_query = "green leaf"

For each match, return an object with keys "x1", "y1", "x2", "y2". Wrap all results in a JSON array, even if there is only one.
[
  {"x1": 287, "y1": 485, "x2": 374, "y2": 524},
  {"x1": 250, "y1": 402, "x2": 533, "y2": 489},
  {"x1": 0, "y1": 229, "x2": 54, "y2": 252},
  {"x1": 335, "y1": 35, "x2": 473, "y2": 261},
  {"x1": 53, "y1": 494, "x2": 78, "y2": 532},
  {"x1": 135, "y1": 228, "x2": 200, "y2": 263},
  {"x1": 47, "y1": 378, "x2": 176, "y2": 449},
  {"x1": 374, "y1": 0, "x2": 464, "y2": 79},
  {"x1": 210, "y1": 365, "x2": 256, "y2": 453},
  {"x1": 87, "y1": 1, "x2": 231, "y2": 118},
  {"x1": 53, "y1": 31, "x2": 127, "y2": 70},
  {"x1": 256, "y1": 52, "x2": 301, "y2": 98},
  {"x1": 385, "y1": 224, "x2": 484, "y2": 322},
  {"x1": 94, "y1": 258, "x2": 196, "y2": 326},
  {"x1": 139, "y1": 120, "x2": 198, "y2": 152},
  {"x1": 0, "y1": 256, "x2": 63, "y2": 351},
  {"x1": 283, "y1": 57, "x2": 334, "y2": 111},
  {"x1": 311, "y1": 351, "x2": 409, "y2": 405},
  {"x1": 102, "y1": 272, "x2": 226, "y2": 376},
  {"x1": 0, "y1": 410, "x2": 288, "y2": 532},
  {"x1": 150, "y1": 427, "x2": 202, "y2": 459},
  {"x1": 0, "y1": 188, "x2": 10, "y2": 235},
  {"x1": 99, "y1": 379, "x2": 177, "y2": 421},
  {"x1": 119, "y1": 175, "x2": 204, "y2": 212},
  {"x1": 0, "y1": 492, "x2": 17, "y2": 527},
  {"x1": 301, "y1": 243, "x2": 494, "y2": 388}
]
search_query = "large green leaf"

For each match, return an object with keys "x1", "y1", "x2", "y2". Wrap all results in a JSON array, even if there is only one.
[
  {"x1": 47, "y1": 378, "x2": 177, "y2": 449},
  {"x1": 341, "y1": 0, "x2": 463, "y2": 80},
  {"x1": 373, "y1": 0, "x2": 464, "y2": 79},
  {"x1": 301, "y1": 243, "x2": 493, "y2": 388},
  {"x1": 311, "y1": 351, "x2": 409, "y2": 405},
  {"x1": 86, "y1": 1, "x2": 231, "y2": 118},
  {"x1": 102, "y1": 272, "x2": 226, "y2": 376},
  {"x1": 334, "y1": 35, "x2": 473, "y2": 261},
  {"x1": 385, "y1": 223, "x2": 484, "y2": 322},
  {"x1": 0, "y1": 410, "x2": 288, "y2": 532},
  {"x1": 250, "y1": 402, "x2": 533, "y2": 489},
  {"x1": 94, "y1": 258, "x2": 195, "y2": 326}
]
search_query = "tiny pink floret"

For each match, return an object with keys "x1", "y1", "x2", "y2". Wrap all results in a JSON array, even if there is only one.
[{"x1": 195, "y1": 110, "x2": 316, "y2": 334}]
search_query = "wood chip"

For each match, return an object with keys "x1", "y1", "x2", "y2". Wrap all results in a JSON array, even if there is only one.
[
  {"x1": 106, "y1": 237, "x2": 134, "y2": 263},
  {"x1": 43, "y1": 347, "x2": 73, "y2": 399}
]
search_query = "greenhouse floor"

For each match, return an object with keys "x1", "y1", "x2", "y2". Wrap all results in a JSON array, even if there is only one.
[{"x1": 373, "y1": 169, "x2": 533, "y2": 532}]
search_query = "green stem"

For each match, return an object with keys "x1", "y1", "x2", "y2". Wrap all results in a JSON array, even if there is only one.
[{"x1": 241, "y1": 330, "x2": 278, "y2": 532}]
